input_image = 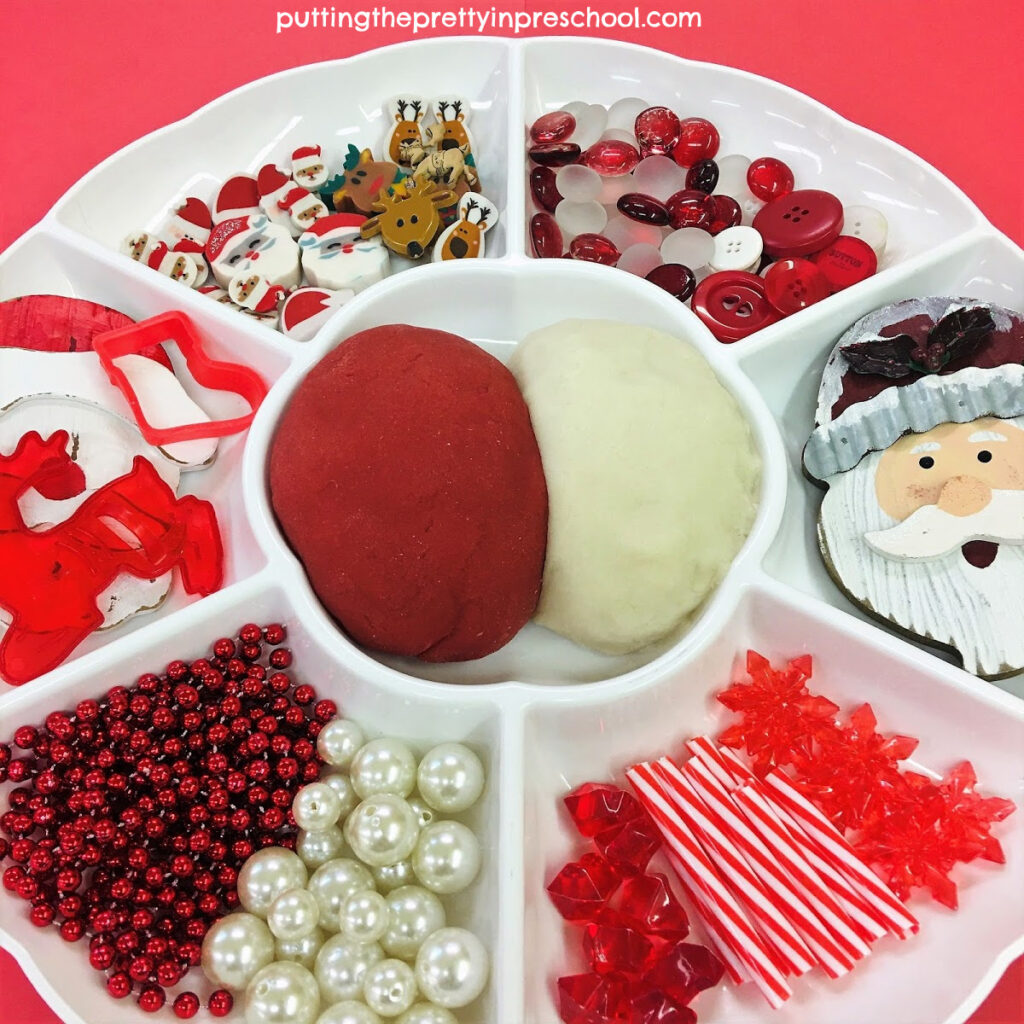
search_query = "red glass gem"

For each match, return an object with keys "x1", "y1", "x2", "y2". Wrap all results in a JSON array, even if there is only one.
[
  {"x1": 764, "y1": 258, "x2": 832, "y2": 315},
  {"x1": 583, "y1": 922, "x2": 653, "y2": 975},
  {"x1": 614, "y1": 873, "x2": 690, "y2": 939},
  {"x1": 530, "y1": 166, "x2": 563, "y2": 213},
  {"x1": 547, "y1": 852, "x2": 622, "y2": 921},
  {"x1": 628, "y1": 990, "x2": 697, "y2": 1024},
  {"x1": 665, "y1": 190, "x2": 714, "y2": 230},
  {"x1": 671, "y1": 118, "x2": 720, "y2": 167},
  {"x1": 531, "y1": 111, "x2": 576, "y2": 144},
  {"x1": 530, "y1": 213, "x2": 564, "y2": 259},
  {"x1": 644, "y1": 941, "x2": 725, "y2": 1007},
  {"x1": 691, "y1": 271, "x2": 782, "y2": 343},
  {"x1": 570, "y1": 234, "x2": 621, "y2": 266},
  {"x1": 706, "y1": 195, "x2": 742, "y2": 235},
  {"x1": 811, "y1": 235, "x2": 878, "y2": 292},
  {"x1": 685, "y1": 159, "x2": 719, "y2": 195},
  {"x1": 634, "y1": 107, "x2": 680, "y2": 157},
  {"x1": 557, "y1": 972, "x2": 631, "y2": 1024},
  {"x1": 746, "y1": 157, "x2": 795, "y2": 202},
  {"x1": 645, "y1": 264, "x2": 697, "y2": 303},
  {"x1": 617, "y1": 193, "x2": 670, "y2": 226},
  {"x1": 753, "y1": 189, "x2": 844, "y2": 259},
  {"x1": 529, "y1": 142, "x2": 582, "y2": 168},
  {"x1": 564, "y1": 782, "x2": 643, "y2": 838},
  {"x1": 582, "y1": 140, "x2": 641, "y2": 177},
  {"x1": 595, "y1": 813, "x2": 662, "y2": 877}
]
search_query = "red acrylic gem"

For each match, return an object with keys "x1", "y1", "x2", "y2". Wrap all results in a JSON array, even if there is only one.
[
  {"x1": 937, "y1": 760, "x2": 1016, "y2": 864},
  {"x1": 671, "y1": 119, "x2": 720, "y2": 167},
  {"x1": 645, "y1": 264, "x2": 696, "y2": 303},
  {"x1": 531, "y1": 110, "x2": 577, "y2": 144},
  {"x1": 0, "y1": 430, "x2": 223, "y2": 686},
  {"x1": 746, "y1": 157, "x2": 795, "y2": 201},
  {"x1": 570, "y1": 233, "x2": 621, "y2": 266},
  {"x1": 764, "y1": 257, "x2": 832, "y2": 315},
  {"x1": 634, "y1": 107, "x2": 680, "y2": 157},
  {"x1": 584, "y1": 922, "x2": 653, "y2": 975},
  {"x1": 582, "y1": 140, "x2": 641, "y2": 177},
  {"x1": 665, "y1": 190, "x2": 714, "y2": 230},
  {"x1": 643, "y1": 941, "x2": 724, "y2": 1007},
  {"x1": 547, "y1": 852, "x2": 622, "y2": 921},
  {"x1": 530, "y1": 213, "x2": 564, "y2": 259},
  {"x1": 617, "y1": 193, "x2": 670, "y2": 226},
  {"x1": 530, "y1": 166, "x2": 563, "y2": 213},
  {"x1": 564, "y1": 782, "x2": 643, "y2": 838},
  {"x1": 595, "y1": 813, "x2": 662, "y2": 877},
  {"x1": 629, "y1": 990, "x2": 697, "y2": 1024},
  {"x1": 614, "y1": 873, "x2": 690, "y2": 939},
  {"x1": 706, "y1": 195, "x2": 742, "y2": 235},
  {"x1": 557, "y1": 972, "x2": 631, "y2": 1024},
  {"x1": 529, "y1": 142, "x2": 582, "y2": 168}
]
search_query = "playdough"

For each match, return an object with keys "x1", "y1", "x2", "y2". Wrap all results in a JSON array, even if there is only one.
[
  {"x1": 269, "y1": 325, "x2": 548, "y2": 662},
  {"x1": 509, "y1": 319, "x2": 760, "y2": 655}
]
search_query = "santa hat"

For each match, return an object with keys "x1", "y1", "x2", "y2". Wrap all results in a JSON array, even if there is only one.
[
  {"x1": 170, "y1": 197, "x2": 212, "y2": 244},
  {"x1": 281, "y1": 287, "x2": 350, "y2": 342},
  {"x1": 297, "y1": 213, "x2": 365, "y2": 248},
  {"x1": 214, "y1": 175, "x2": 260, "y2": 223},
  {"x1": 278, "y1": 186, "x2": 323, "y2": 219},
  {"x1": 803, "y1": 296, "x2": 1024, "y2": 483},
  {"x1": 292, "y1": 145, "x2": 322, "y2": 172},
  {"x1": 205, "y1": 216, "x2": 257, "y2": 263},
  {"x1": 258, "y1": 164, "x2": 293, "y2": 205}
]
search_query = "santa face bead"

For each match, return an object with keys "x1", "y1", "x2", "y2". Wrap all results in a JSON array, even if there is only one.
[
  {"x1": 299, "y1": 215, "x2": 390, "y2": 294},
  {"x1": 206, "y1": 214, "x2": 301, "y2": 290}
]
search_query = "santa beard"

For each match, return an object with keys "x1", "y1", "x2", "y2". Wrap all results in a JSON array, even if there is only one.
[{"x1": 820, "y1": 448, "x2": 1024, "y2": 678}]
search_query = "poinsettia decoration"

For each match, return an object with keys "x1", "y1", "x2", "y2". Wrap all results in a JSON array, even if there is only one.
[{"x1": 840, "y1": 306, "x2": 996, "y2": 378}]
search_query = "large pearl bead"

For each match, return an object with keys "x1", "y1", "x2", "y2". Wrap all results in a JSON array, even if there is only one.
[
  {"x1": 314, "y1": 934, "x2": 384, "y2": 1003},
  {"x1": 323, "y1": 771, "x2": 359, "y2": 820},
  {"x1": 315, "y1": 1001, "x2": 382, "y2": 1024},
  {"x1": 396, "y1": 1006, "x2": 458, "y2": 1024},
  {"x1": 276, "y1": 928, "x2": 326, "y2": 970},
  {"x1": 245, "y1": 961, "x2": 321, "y2": 1024},
  {"x1": 317, "y1": 718, "x2": 365, "y2": 770},
  {"x1": 414, "y1": 927, "x2": 489, "y2": 1009},
  {"x1": 238, "y1": 847, "x2": 309, "y2": 918},
  {"x1": 268, "y1": 888, "x2": 320, "y2": 941},
  {"x1": 307, "y1": 858, "x2": 374, "y2": 932},
  {"x1": 370, "y1": 859, "x2": 416, "y2": 894},
  {"x1": 293, "y1": 783, "x2": 343, "y2": 832},
  {"x1": 340, "y1": 889, "x2": 390, "y2": 944},
  {"x1": 416, "y1": 743, "x2": 485, "y2": 814},
  {"x1": 350, "y1": 738, "x2": 417, "y2": 799},
  {"x1": 406, "y1": 796, "x2": 435, "y2": 830},
  {"x1": 201, "y1": 911, "x2": 275, "y2": 991},
  {"x1": 297, "y1": 826, "x2": 348, "y2": 868},
  {"x1": 381, "y1": 885, "x2": 445, "y2": 961},
  {"x1": 411, "y1": 822, "x2": 481, "y2": 895},
  {"x1": 345, "y1": 795, "x2": 420, "y2": 867},
  {"x1": 363, "y1": 958, "x2": 417, "y2": 1018}
]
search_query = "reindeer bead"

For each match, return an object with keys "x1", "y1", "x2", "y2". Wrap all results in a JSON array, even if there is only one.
[
  {"x1": 386, "y1": 96, "x2": 427, "y2": 165},
  {"x1": 433, "y1": 193, "x2": 497, "y2": 262},
  {"x1": 359, "y1": 177, "x2": 457, "y2": 259}
]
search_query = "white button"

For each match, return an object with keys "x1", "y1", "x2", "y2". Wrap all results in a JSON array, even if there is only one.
[
  {"x1": 709, "y1": 225, "x2": 763, "y2": 272},
  {"x1": 842, "y1": 204, "x2": 888, "y2": 257},
  {"x1": 661, "y1": 227, "x2": 714, "y2": 270}
]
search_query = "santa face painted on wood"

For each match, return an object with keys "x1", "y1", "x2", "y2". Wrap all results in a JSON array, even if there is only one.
[{"x1": 804, "y1": 296, "x2": 1024, "y2": 680}]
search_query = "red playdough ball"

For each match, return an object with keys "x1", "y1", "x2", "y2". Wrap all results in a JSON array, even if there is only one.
[{"x1": 270, "y1": 325, "x2": 549, "y2": 663}]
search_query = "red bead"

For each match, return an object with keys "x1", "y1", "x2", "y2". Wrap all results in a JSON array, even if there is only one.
[
  {"x1": 614, "y1": 873, "x2": 690, "y2": 939},
  {"x1": 671, "y1": 118, "x2": 720, "y2": 167},
  {"x1": 531, "y1": 110, "x2": 576, "y2": 144},
  {"x1": 29, "y1": 903, "x2": 55, "y2": 927},
  {"x1": 706, "y1": 194, "x2": 742, "y2": 235},
  {"x1": 263, "y1": 624, "x2": 286, "y2": 646},
  {"x1": 634, "y1": 106, "x2": 680, "y2": 157},
  {"x1": 173, "y1": 992, "x2": 201, "y2": 1019},
  {"x1": 314, "y1": 699, "x2": 336, "y2": 722},
  {"x1": 208, "y1": 990, "x2": 234, "y2": 1016},
  {"x1": 644, "y1": 941, "x2": 724, "y2": 1007},
  {"x1": 269, "y1": 648, "x2": 292, "y2": 669},
  {"x1": 616, "y1": 193, "x2": 669, "y2": 226},
  {"x1": 569, "y1": 234, "x2": 620, "y2": 266},
  {"x1": 665, "y1": 190, "x2": 714, "y2": 230},
  {"x1": 129, "y1": 954, "x2": 154, "y2": 981},
  {"x1": 645, "y1": 264, "x2": 697, "y2": 302},
  {"x1": 107, "y1": 972, "x2": 132, "y2": 999},
  {"x1": 685, "y1": 159, "x2": 719, "y2": 195},
  {"x1": 60, "y1": 918, "x2": 85, "y2": 941},
  {"x1": 547, "y1": 853, "x2": 621, "y2": 921},
  {"x1": 138, "y1": 985, "x2": 166, "y2": 1013},
  {"x1": 530, "y1": 166, "x2": 563, "y2": 213},
  {"x1": 583, "y1": 922, "x2": 652, "y2": 975},
  {"x1": 564, "y1": 783, "x2": 643, "y2": 838},
  {"x1": 811, "y1": 235, "x2": 877, "y2": 292},
  {"x1": 581, "y1": 140, "x2": 640, "y2": 176},
  {"x1": 213, "y1": 638, "x2": 235, "y2": 659},
  {"x1": 13, "y1": 726, "x2": 38, "y2": 749},
  {"x1": 530, "y1": 212, "x2": 563, "y2": 259},
  {"x1": 529, "y1": 142, "x2": 582, "y2": 168},
  {"x1": 239, "y1": 623, "x2": 262, "y2": 644},
  {"x1": 90, "y1": 942, "x2": 116, "y2": 970},
  {"x1": 747, "y1": 157, "x2": 795, "y2": 202},
  {"x1": 764, "y1": 258, "x2": 832, "y2": 315}
]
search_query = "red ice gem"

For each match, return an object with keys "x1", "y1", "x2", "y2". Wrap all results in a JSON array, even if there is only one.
[
  {"x1": 531, "y1": 111, "x2": 577, "y2": 144},
  {"x1": 583, "y1": 922, "x2": 653, "y2": 975},
  {"x1": 564, "y1": 782, "x2": 643, "y2": 838},
  {"x1": 530, "y1": 213, "x2": 564, "y2": 259},
  {"x1": 671, "y1": 118, "x2": 720, "y2": 167},
  {"x1": 617, "y1": 193, "x2": 670, "y2": 226},
  {"x1": 615, "y1": 873, "x2": 690, "y2": 939},
  {"x1": 643, "y1": 941, "x2": 725, "y2": 1007},
  {"x1": 595, "y1": 813, "x2": 662, "y2": 877},
  {"x1": 547, "y1": 853, "x2": 622, "y2": 921},
  {"x1": 665, "y1": 190, "x2": 715, "y2": 231},
  {"x1": 530, "y1": 166, "x2": 563, "y2": 213},
  {"x1": 557, "y1": 972, "x2": 631, "y2": 1024},
  {"x1": 634, "y1": 107, "x2": 680, "y2": 157},
  {"x1": 706, "y1": 195, "x2": 742, "y2": 235},
  {"x1": 581, "y1": 140, "x2": 641, "y2": 176},
  {"x1": 628, "y1": 989, "x2": 697, "y2": 1024},
  {"x1": 529, "y1": 142, "x2": 582, "y2": 168},
  {"x1": 746, "y1": 157, "x2": 795, "y2": 201},
  {"x1": 570, "y1": 234, "x2": 621, "y2": 266}
]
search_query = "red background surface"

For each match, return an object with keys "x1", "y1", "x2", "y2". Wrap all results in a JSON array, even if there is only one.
[{"x1": 0, "y1": 0, "x2": 1021, "y2": 1020}]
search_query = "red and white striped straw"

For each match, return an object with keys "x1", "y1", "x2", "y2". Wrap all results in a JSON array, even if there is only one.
[
  {"x1": 764, "y1": 771, "x2": 919, "y2": 936},
  {"x1": 650, "y1": 760, "x2": 817, "y2": 976}
]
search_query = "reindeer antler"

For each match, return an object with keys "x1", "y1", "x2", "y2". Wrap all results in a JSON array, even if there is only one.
[{"x1": 409, "y1": 99, "x2": 423, "y2": 120}]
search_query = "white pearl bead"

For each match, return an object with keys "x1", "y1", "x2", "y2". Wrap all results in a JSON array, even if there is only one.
[
  {"x1": 381, "y1": 885, "x2": 445, "y2": 961},
  {"x1": 396, "y1": 1006, "x2": 458, "y2": 1024},
  {"x1": 314, "y1": 934, "x2": 384, "y2": 1002},
  {"x1": 276, "y1": 928, "x2": 326, "y2": 970},
  {"x1": 245, "y1": 961, "x2": 321, "y2": 1024},
  {"x1": 411, "y1": 821, "x2": 481, "y2": 895},
  {"x1": 268, "y1": 888, "x2": 320, "y2": 941},
  {"x1": 350, "y1": 738, "x2": 418, "y2": 799},
  {"x1": 201, "y1": 911, "x2": 275, "y2": 991},
  {"x1": 345, "y1": 795, "x2": 420, "y2": 867},
  {"x1": 414, "y1": 927, "x2": 489, "y2": 1009},
  {"x1": 297, "y1": 827, "x2": 348, "y2": 868},
  {"x1": 322, "y1": 771, "x2": 359, "y2": 820},
  {"x1": 416, "y1": 743, "x2": 485, "y2": 814},
  {"x1": 307, "y1": 859, "x2": 374, "y2": 932},
  {"x1": 317, "y1": 718, "x2": 365, "y2": 770},
  {"x1": 371, "y1": 859, "x2": 416, "y2": 893},
  {"x1": 293, "y1": 783, "x2": 343, "y2": 832},
  {"x1": 363, "y1": 958, "x2": 417, "y2": 1017},
  {"x1": 315, "y1": 1001, "x2": 383, "y2": 1024},
  {"x1": 237, "y1": 847, "x2": 308, "y2": 918},
  {"x1": 340, "y1": 889, "x2": 390, "y2": 944},
  {"x1": 406, "y1": 797, "x2": 435, "y2": 830}
]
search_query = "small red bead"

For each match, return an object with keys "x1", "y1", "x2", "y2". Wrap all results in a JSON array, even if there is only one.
[
  {"x1": 173, "y1": 992, "x2": 201, "y2": 1019},
  {"x1": 90, "y1": 942, "x2": 116, "y2": 970},
  {"x1": 60, "y1": 918, "x2": 85, "y2": 941},
  {"x1": 313, "y1": 700, "x2": 336, "y2": 722},
  {"x1": 107, "y1": 972, "x2": 133, "y2": 999},
  {"x1": 263, "y1": 624, "x2": 286, "y2": 645},
  {"x1": 29, "y1": 903, "x2": 55, "y2": 927},
  {"x1": 138, "y1": 985, "x2": 166, "y2": 1013},
  {"x1": 269, "y1": 648, "x2": 292, "y2": 669}
]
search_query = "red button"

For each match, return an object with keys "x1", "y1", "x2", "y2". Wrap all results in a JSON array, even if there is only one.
[
  {"x1": 692, "y1": 271, "x2": 782, "y2": 343},
  {"x1": 764, "y1": 258, "x2": 832, "y2": 315},
  {"x1": 812, "y1": 234, "x2": 878, "y2": 291},
  {"x1": 752, "y1": 189, "x2": 843, "y2": 258}
]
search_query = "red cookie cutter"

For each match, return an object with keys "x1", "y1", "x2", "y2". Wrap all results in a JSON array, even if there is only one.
[{"x1": 94, "y1": 310, "x2": 268, "y2": 445}]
